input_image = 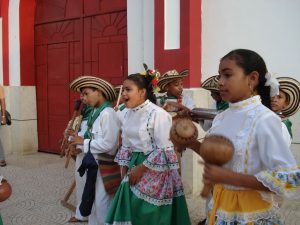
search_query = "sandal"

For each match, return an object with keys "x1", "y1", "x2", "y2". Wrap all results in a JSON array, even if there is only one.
[
  {"x1": 0, "y1": 160, "x2": 6, "y2": 167},
  {"x1": 68, "y1": 216, "x2": 86, "y2": 223}
]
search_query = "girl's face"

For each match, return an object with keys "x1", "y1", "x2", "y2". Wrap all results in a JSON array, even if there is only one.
[
  {"x1": 218, "y1": 59, "x2": 258, "y2": 103},
  {"x1": 271, "y1": 90, "x2": 288, "y2": 113},
  {"x1": 122, "y1": 79, "x2": 146, "y2": 108},
  {"x1": 81, "y1": 87, "x2": 105, "y2": 107},
  {"x1": 166, "y1": 78, "x2": 183, "y2": 98}
]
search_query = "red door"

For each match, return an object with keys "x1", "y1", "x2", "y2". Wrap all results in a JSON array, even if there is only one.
[{"x1": 35, "y1": 1, "x2": 127, "y2": 153}]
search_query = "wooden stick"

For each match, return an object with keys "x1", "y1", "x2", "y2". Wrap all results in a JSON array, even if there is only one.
[
  {"x1": 114, "y1": 85, "x2": 123, "y2": 111},
  {"x1": 61, "y1": 179, "x2": 76, "y2": 212}
]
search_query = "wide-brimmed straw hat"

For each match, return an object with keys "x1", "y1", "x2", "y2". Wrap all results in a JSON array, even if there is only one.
[
  {"x1": 201, "y1": 75, "x2": 219, "y2": 92},
  {"x1": 277, "y1": 77, "x2": 300, "y2": 117},
  {"x1": 70, "y1": 76, "x2": 117, "y2": 101},
  {"x1": 157, "y1": 69, "x2": 189, "y2": 91}
]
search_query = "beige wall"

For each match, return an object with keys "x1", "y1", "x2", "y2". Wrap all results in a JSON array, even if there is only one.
[{"x1": 0, "y1": 86, "x2": 38, "y2": 156}]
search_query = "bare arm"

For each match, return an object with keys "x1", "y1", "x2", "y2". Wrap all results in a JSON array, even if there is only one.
[{"x1": 203, "y1": 163, "x2": 270, "y2": 191}]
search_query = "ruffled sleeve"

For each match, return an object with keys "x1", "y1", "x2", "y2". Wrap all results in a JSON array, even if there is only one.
[
  {"x1": 143, "y1": 109, "x2": 179, "y2": 171},
  {"x1": 254, "y1": 113, "x2": 299, "y2": 199},
  {"x1": 115, "y1": 145, "x2": 132, "y2": 167}
]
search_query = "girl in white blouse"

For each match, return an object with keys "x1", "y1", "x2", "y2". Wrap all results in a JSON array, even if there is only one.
[
  {"x1": 105, "y1": 73, "x2": 191, "y2": 225},
  {"x1": 181, "y1": 49, "x2": 299, "y2": 225}
]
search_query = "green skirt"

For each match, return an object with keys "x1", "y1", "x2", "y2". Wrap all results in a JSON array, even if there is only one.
[{"x1": 105, "y1": 152, "x2": 191, "y2": 225}]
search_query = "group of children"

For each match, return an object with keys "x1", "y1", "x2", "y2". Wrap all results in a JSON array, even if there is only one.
[{"x1": 65, "y1": 48, "x2": 300, "y2": 225}]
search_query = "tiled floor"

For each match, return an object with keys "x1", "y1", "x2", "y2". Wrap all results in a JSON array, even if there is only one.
[{"x1": 0, "y1": 150, "x2": 299, "y2": 225}]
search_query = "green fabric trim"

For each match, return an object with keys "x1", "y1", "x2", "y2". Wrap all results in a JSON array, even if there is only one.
[
  {"x1": 84, "y1": 100, "x2": 111, "y2": 139},
  {"x1": 156, "y1": 95, "x2": 177, "y2": 106},
  {"x1": 81, "y1": 105, "x2": 93, "y2": 121},
  {"x1": 119, "y1": 104, "x2": 126, "y2": 111},
  {"x1": 216, "y1": 100, "x2": 229, "y2": 111},
  {"x1": 0, "y1": 215, "x2": 3, "y2": 225},
  {"x1": 282, "y1": 119, "x2": 293, "y2": 138}
]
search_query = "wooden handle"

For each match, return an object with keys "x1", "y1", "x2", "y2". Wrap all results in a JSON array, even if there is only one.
[{"x1": 201, "y1": 183, "x2": 212, "y2": 198}]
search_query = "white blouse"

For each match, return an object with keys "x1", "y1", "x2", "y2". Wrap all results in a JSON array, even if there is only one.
[
  {"x1": 121, "y1": 100, "x2": 174, "y2": 154},
  {"x1": 208, "y1": 95, "x2": 297, "y2": 180},
  {"x1": 83, "y1": 107, "x2": 120, "y2": 156}
]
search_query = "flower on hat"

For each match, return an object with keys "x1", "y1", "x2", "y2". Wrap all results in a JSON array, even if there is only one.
[{"x1": 142, "y1": 63, "x2": 161, "y2": 92}]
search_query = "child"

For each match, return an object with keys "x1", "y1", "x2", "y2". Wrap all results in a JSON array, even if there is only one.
[
  {"x1": 271, "y1": 77, "x2": 300, "y2": 144},
  {"x1": 105, "y1": 72, "x2": 191, "y2": 225},
  {"x1": 178, "y1": 49, "x2": 299, "y2": 225},
  {"x1": 69, "y1": 76, "x2": 120, "y2": 225},
  {"x1": 156, "y1": 69, "x2": 196, "y2": 110},
  {"x1": 200, "y1": 75, "x2": 229, "y2": 131},
  {"x1": 201, "y1": 75, "x2": 229, "y2": 111},
  {"x1": 67, "y1": 94, "x2": 93, "y2": 223}
]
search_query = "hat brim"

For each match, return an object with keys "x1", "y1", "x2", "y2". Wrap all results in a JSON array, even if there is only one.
[
  {"x1": 157, "y1": 70, "x2": 188, "y2": 91},
  {"x1": 201, "y1": 75, "x2": 219, "y2": 91},
  {"x1": 277, "y1": 77, "x2": 300, "y2": 117},
  {"x1": 70, "y1": 76, "x2": 117, "y2": 101}
]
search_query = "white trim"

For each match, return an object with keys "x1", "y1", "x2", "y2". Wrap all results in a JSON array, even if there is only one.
[
  {"x1": 127, "y1": 0, "x2": 154, "y2": 74},
  {"x1": 0, "y1": 18, "x2": 3, "y2": 85},
  {"x1": 164, "y1": 0, "x2": 180, "y2": 50},
  {"x1": 8, "y1": 0, "x2": 21, "y2": 86}
]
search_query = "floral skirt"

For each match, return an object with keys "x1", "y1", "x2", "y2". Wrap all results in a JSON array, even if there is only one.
[
  {"x1": 105, "y1": 152, "x2": 191, "y2": 225},
  {"x1": 207, "y1": 185, "x2": 283, "y2": 225}
]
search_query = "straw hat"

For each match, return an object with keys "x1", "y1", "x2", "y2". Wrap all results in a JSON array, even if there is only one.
[
  {"x1": 277, "y1": 77, "x2": 300, "y2": 117},
  {"x1": 70, "y1": 76, "x2": 117, "y2": 101},
  {"x1": 157, "y1": 69, "x2": 189, "y2": 91},
  {"x1": 201, "y1": 75, "x2": 219, "y2": 92}
]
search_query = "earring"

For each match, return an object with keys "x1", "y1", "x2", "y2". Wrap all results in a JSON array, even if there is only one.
[{"x1": 249, "y1": 84, "x2": 254, "y2": 96}]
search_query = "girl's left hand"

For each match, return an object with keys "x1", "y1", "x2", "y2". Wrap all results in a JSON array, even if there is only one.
[
  {"x1": 129, "y1": 165, "x2": 148, "y2": 186},
  {"x1": 70, "y1": 135, "x2": 84, "y2": 145},
  {"x1": 203, "y1": 163, "x2": 233, "y2": 185}
]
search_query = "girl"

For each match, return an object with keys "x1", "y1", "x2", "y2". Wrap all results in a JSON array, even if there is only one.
[
  {"x1": 180, "y1": 49, "x2": 299, "y2": 225},
  {"x1": 70, "y1": 76, "x2": 120, "y2": 225},
  {"x1": 105, "y1": 72, "x2": 191, "y2": 225},
  {"x1": 271, "y1": 77, "x2": 300, "y2": 143}
]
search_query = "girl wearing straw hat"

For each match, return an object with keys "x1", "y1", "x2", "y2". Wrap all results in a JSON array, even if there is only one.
[
  {"x1": 69, "y1": 76, "x2": 120, "y2": 225},
  {"x1": 271, "y1": 77, "x2": 300, "y2": 143},
  {"x1": 106, "y1": 69, "x2": 191, "y2": 225}
]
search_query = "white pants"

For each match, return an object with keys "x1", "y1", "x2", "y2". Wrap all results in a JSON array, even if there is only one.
[
  {"x1": 75, "y1": 153, "x2": 88, "y2": 221},
  {"x1": 88, "y1": 167, "x2": 113, "y2": 225}
]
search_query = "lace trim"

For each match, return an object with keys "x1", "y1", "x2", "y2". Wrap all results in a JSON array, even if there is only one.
[
  {"x1": 143, "y1": 160, "x2": 179, "y2": 171},
  {"x1": 229, "y1": 95, "x2": 261, "y2": 110},
  {"x1": 255, "y1": 168, "x2": 300, "y2": 199},
  {"x1": 132, "y1": 100, "x2": 150, "y2": 112},
  {"x1": 105, "y1": 222, "x2": 132, "y2": 225},
  {"x1": 130, "y1": 186, "x2": 184, "y2": 206},
  {"x1": 214, "y1": 205, "x2": 280, "y2": 224}
]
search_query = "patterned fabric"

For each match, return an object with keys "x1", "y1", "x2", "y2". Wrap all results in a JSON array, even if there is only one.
[
  {"x1": 255, "y1": 166, "x2": 300, "y2": 198},
  {"x1": 105, "y1": 152, "x2": 191, "y2": 225},
  {"x1": 98, "y1": 160, "x2": 121, "y2": 195}
]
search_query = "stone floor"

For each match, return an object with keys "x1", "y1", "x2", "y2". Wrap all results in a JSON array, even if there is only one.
[{"x1": 0, "y1": 150, "x2": 299, "y2": 225}]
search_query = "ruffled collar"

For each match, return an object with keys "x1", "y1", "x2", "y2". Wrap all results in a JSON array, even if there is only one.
[
  {"x1": 132, "y1": 99, "x2": 150, "y2": 112},
  {"x1": 229, "y1": 95, "x2": 261, "y2": 111}
]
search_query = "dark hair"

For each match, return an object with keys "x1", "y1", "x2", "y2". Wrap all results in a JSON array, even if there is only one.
[
  {"x1": 126, "y1": 73, "x2": 157, "y2": 104},
  {"x1": 221, "y1": 49, "x2": 271, "y2": 109}
]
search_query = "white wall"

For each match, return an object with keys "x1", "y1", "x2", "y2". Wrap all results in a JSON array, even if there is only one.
[
  {"x1": 127, "y1": 0, "x2": 154, "y2": 74},
  {"x1": 202, "y1": 0, "x2": 300, "y2": 81},
  {"x1": 202, "y1": 0, "x2": 300, "y2": 146}
]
